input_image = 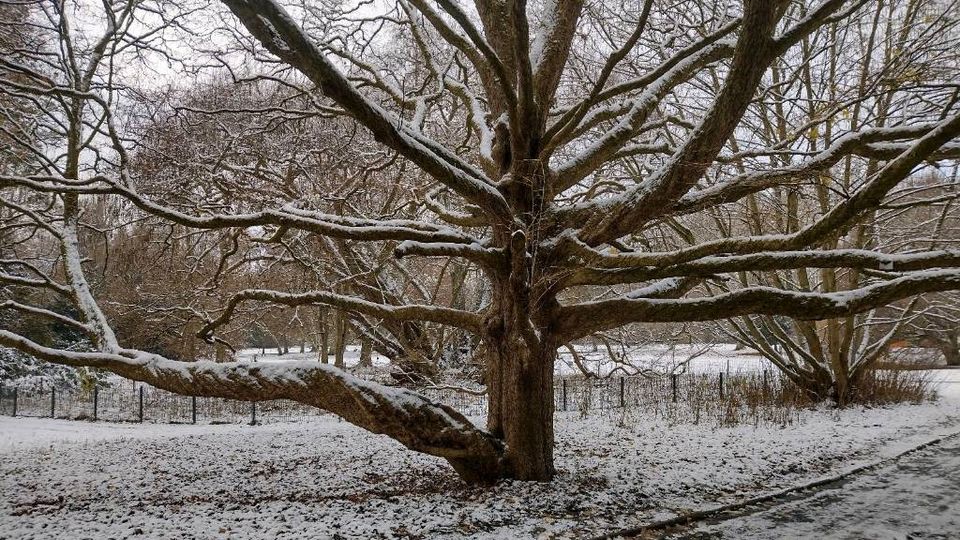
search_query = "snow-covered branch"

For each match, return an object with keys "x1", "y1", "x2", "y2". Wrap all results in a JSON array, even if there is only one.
[
  {"x1": 0, "y1": 330, "x2": 505, "y2": 482},
  {"x1": 556, "y1": 269, "x2": 960, "y2": 340},
  {"x1": 220, "y1": 0, "x2": 514, "y2": 222},
  {"x1": 197, "y1": 288, "x2": 485, "y2": 343}
]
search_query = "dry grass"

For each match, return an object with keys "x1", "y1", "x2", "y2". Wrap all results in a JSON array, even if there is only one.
[
  {"x1": 563, "y1": 372, "x2": 812, "y2": 429},
  {"x1": 847, "y1": 368, "x2": 937, "y2": 406},
  {"x1": 584, "y1": 368, "x2": 937, "y2": 429}
]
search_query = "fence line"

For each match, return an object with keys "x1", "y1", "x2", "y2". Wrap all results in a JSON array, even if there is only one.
[{"x1": 0, "y1": 371, "x2": 792, "y2": 426}]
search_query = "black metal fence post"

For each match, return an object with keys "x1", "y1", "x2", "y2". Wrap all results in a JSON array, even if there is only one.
[
  {"x1": 191, "y1": 396, "x2": 197, "y2": 424},
  {"x1": 719, "y1": 372, "x2": 724, "y2": 398},
  {"x1": 138, "y1": 386, "x2": 144, "y2": 423},
  {"x1": 619, "y1": 377, "x2": 625, "y2": 408},
  {"x1": 671, "y1": 374, "x2": 678, "y2": 403},
  {"x1": 250, "y1": 401, "x2": 257, "y2": 425},
  {"x1": 93, "y1": 387, "x2": 98, "y2": 421},
  {"x1": 50, "y1": 388, "x2": 56, "y2": 418},
  {"x1": 562, "y1": 379, "x2": 568, "y2": 412},
  {"x1": 12, "y1": 387, "x2": 17, "y2": 417}
]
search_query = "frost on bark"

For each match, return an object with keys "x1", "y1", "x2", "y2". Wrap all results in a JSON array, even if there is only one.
[{"x1": 2, "y1": 0, "x2": 960, "y2": 482}]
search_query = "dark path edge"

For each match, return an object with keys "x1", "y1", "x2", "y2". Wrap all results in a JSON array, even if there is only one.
[{"x1": 589, "y1": 428, "x2": 960, "y2": 540}]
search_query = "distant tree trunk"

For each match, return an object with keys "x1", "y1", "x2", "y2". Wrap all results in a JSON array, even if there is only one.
[
  {"x1": 316, "y1": 308, "x2": 329, "y2": 363},
  {"x1": 941, "y1": 332, "x2": 960, "y2": 366},
  {"x1": 334, "y1": 312, "x2": 347, "y2": 369},
  {"x1": 359, "y1": 337, "x2": 372, "y2": 367},
  {"x1": 183, "y1": 321, "x2": 198, "y2": 360},
  {"x1": 299, "y1": 341, "x2": 305, "y2": 354},
  {"x1": 215, "y1": 342, "x2": 228, "y2": 363}
]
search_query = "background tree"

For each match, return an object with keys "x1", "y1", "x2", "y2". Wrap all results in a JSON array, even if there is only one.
[{"x1": 718, "y1": 0, "x2": 960, "y2": 403}]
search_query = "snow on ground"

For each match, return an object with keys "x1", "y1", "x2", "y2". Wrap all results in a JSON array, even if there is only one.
[
  {"x1": 236, "y1": 344, "x2": 776, "y2": 378},
  {"x1": 234, "y1": 346, "x2": 392, "y2": 368},
  {"x1": 2, "y1": 390, "x2": 960, "y2": 539},
  {"x1": 931, "y1": 367, "x2": 960, "y2": 401},
  {"x1": 556, "y1": 344, "x2": 773, "y2": 377}
]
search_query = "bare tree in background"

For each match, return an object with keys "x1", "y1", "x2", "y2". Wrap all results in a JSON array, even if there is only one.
[
  {"x1": 889, "y1": 166, "x2": 960, "y2": 367},
  {"x1": 720, "y1": 1, "x2": 960, "y2": 403},
  {"x1": 2, "y1": 0, "x2": 960, "y2": 482}
]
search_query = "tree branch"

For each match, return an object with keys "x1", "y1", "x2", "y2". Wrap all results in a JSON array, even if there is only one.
[
  {"x1": 0, "y1": 330, "x2": 505, "y2": 482},
  {"x1": 556, "y1": 269, "x2": 960, "y2": 340}
]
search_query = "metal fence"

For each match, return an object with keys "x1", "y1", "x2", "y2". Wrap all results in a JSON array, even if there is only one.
[
  {"x1": 0, "y1": 371, "x2": 785, "y2": 425},
  {"x1": 0, "y1": 384, "x2": 327, "y2": 425}
]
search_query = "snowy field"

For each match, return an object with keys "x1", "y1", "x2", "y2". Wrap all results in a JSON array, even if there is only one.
[
  {"x1": 234, "y1": 345, "x2": 392, "y2": 367},
  {"x1": 236, "y1": 343, "x2": 778, "y2": 377},
  {"x1": 2, "y1": 370, "x2": 959, "y2": 539}
]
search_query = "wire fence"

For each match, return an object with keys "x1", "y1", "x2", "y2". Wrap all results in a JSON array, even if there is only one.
[{"x1": 0, "y1": 370, "x2": 799, "y2": 427}]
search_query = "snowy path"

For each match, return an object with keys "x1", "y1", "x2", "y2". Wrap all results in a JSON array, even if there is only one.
[{"x1": 670, "y1": 434, "x2": 960, "y2": 539}]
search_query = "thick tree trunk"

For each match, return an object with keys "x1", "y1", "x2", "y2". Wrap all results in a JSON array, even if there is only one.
[
  {"x1": 483, "y1": 280, "x2": 557, "y2": 481},
  {"x1": 485, "y1": 340, "x2": 555, "y2": 480}
]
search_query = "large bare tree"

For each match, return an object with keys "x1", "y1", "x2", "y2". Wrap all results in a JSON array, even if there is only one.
[{"x1": 2, "y1": 0, "x2": 960, "y2": 482}]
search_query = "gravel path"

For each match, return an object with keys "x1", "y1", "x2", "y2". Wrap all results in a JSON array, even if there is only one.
[{"x1": 671, "y1": 433, "x2": 960, "y2": 539}]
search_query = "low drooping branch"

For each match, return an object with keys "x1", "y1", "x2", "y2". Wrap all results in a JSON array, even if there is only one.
[
  {"x1": 556, "y1": 269, "x2": 960, "y2": 340},
  {"x1": 0, "y1": 330, "x2": 505, "y2": 482}
]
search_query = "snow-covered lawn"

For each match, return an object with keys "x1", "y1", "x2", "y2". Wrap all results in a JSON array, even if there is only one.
[
  {"x1": 234, "y1": 343, "x2": 779, "y2": 377},
  {"x1": 2, "y1": 385, "x2": 960, "y2": 539}
]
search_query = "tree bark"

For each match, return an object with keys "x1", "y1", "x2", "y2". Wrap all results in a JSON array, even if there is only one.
[
  {"x1": 941, "y1": 333, "x2": 960, "y2": 367},
  {"x1": 482, "y1": 271, "x2": 557, "y2": 481},
  {"x1": 317, "y1": 308, "x2": 329, "y2": 363},
  {"x1": 334, "y1": 311, "x2": 347, "y2": 368},
  {"x1": 359, "y1": 337, "x2": 373, "y2": 367},
  {"x1": 485, "y1": 337, "x2": 556, "y2": 480}
]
